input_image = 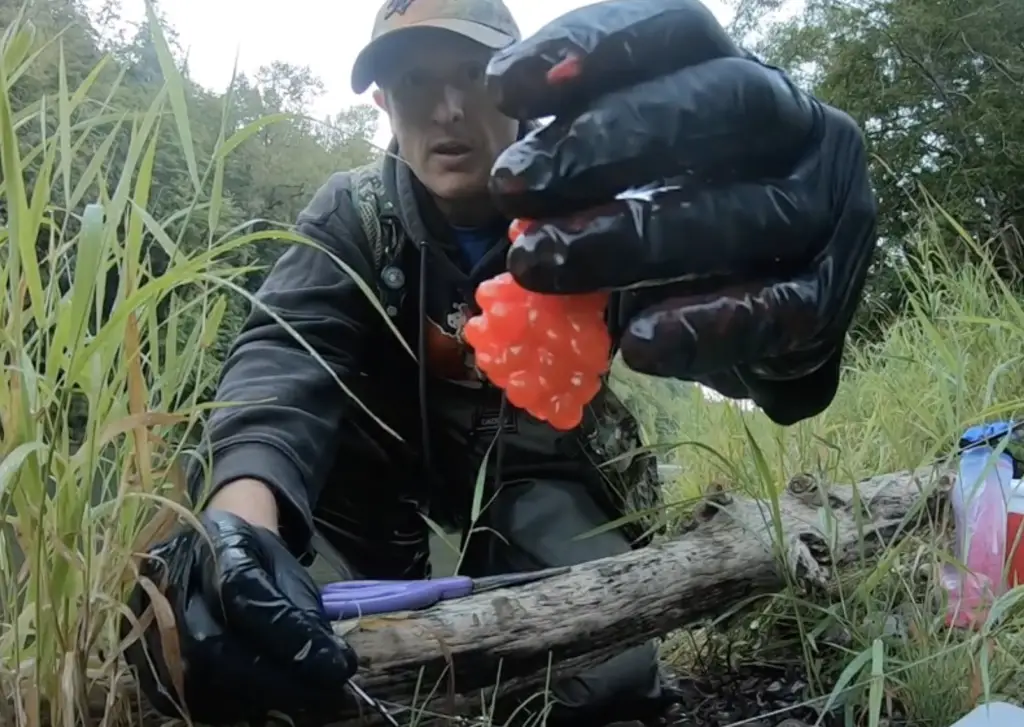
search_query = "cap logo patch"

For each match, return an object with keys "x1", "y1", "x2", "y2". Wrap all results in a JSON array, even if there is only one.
[{"x1": 383, "y1": 0, "x2": 416, "y2": 17}]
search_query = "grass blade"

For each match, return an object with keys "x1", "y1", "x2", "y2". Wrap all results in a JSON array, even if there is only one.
[{"x1": 143, "y1": 0, "x2": 199, "y2": 192}]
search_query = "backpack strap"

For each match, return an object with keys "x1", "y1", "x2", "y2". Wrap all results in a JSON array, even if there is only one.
[{"x1": 350, "y1": 161, "x2": 406, "y2": 319}]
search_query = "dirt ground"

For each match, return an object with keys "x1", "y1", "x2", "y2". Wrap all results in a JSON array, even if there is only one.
[{"x1": 660, "y1": 662, "x2": 837, "y2": 727}]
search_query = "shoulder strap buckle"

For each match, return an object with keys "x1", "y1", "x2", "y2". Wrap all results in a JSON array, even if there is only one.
[{"x1": 352, "y1": 162, "x2": 407, "y2": 318}]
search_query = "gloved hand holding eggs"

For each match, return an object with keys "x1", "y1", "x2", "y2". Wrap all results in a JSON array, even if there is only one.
[{"x1": 465, "y1": 0, "x2": 878, "y2": 428}]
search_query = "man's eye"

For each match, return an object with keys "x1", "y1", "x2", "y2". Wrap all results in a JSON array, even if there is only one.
[
  {"x1": 400, "y1": 71, "x2": 428, "y2": 89},
  {"x1": 463, "y1": 63, "x2": 486, "y2": 85}
]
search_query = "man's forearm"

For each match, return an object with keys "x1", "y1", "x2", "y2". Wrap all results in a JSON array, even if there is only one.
[{"x1": 207, "y1": 478, "x2": 280, "y2": 532}]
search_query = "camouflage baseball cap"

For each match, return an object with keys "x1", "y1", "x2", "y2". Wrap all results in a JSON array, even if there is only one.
[{"x1": 351, "y1": 0, "x2": 521, "y2": 94}]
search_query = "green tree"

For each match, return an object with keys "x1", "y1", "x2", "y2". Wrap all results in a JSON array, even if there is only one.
[
  {"x1": 731, "y1": 0, "x2": 1024, "y2": 326},
  {"x1": 3, "y1": 0, "x2": 380, "y2": 398}
]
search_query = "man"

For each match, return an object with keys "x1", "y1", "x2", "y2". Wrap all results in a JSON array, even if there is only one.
[{"x1": 124, "y1": 0, "x2": 878, "y2": 725}]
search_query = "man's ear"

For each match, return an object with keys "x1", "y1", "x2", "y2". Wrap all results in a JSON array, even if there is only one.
[{"x1": 373, "y1": 88, "x2": 388, "y2": 111}]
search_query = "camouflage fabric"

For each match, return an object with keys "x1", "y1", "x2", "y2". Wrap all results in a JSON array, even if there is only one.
[
  {"x1": 350, "y1": 160, "x2": 402, "y2": 274},
  {"x1": 352, "y1": 0, "x2": 521, "y2": 94},
  {"x1": 579, "y1": 380, "x2": 665, "y2": 547},
  {"x1": 373, "y1": 0, "x2": 520, "y2": 40}
]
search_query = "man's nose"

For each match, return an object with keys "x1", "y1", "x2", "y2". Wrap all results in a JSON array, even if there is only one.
[{"x1": 432, "y1": 85, "x2": 465, "y2": 125}]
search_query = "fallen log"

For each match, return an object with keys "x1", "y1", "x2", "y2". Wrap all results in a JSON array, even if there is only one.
[
  {"x1": 107, "y1": 464, "x2": 952, "y2": 725},
  {"x1": 320, "y1": 463, "x2": 953, "y2": 726}
]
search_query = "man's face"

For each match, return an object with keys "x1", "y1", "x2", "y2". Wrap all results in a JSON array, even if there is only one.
[{"x1": 376, "y1": 30, "x2": 519, "y2": 203}]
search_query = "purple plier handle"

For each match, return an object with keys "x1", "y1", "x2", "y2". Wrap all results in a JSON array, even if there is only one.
[{"x1": 321, "y1": 576, "x2": 474, "y2": 619}]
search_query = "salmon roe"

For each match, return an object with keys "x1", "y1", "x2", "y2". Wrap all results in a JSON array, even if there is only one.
[{"x1": 462, "y1": 220, "x2": 611, "y2": 430}]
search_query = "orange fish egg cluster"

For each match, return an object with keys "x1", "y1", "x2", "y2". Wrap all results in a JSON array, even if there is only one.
[{"x1": 463, "y1": 221, "x2": 611, "y2": 431}]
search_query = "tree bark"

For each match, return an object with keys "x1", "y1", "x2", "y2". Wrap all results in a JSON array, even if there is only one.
[
  {"x1": 134, "y1": 464, "x2": 955, "y2": 726},
  {"x1": 320, "y1": 464, "x2": 953, "y2": 726}
]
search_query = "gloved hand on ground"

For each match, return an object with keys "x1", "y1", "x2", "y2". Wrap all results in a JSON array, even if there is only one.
[
  {"x1": 121, "y1": 510, "x2": 357, "y2": 724},
  {"x1": 485, "y1": 0, "x2": 879, "y2": 426}
]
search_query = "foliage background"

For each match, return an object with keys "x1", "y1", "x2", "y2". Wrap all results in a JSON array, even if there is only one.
[
  {"x1": 1, "y1": 0, "x2": 1023, "y2": 725},
  {"x1": 1, "y1": 0, "x2": 382, "y2": 402},
  {"x1": 9, "y1": 0, "x2": 1022, "y2": 392}
]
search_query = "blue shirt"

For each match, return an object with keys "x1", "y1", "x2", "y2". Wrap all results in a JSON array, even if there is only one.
[{"x1": 451, "y1": 225, "x2": 496, "y2": 270}]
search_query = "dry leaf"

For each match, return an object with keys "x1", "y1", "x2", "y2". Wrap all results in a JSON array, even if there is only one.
[
  {"x1": 130, "y1": 506, "x2": 179, "y2": 556},
  {"x1": 136, "y1": 575, "x2": 186, "y2": 711},
  {"x1": 94, "y1": 412, "x2": 187, "y2": 450}
]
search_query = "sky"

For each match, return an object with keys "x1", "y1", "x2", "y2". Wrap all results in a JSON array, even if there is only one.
[{"x1": 91, "y1": 0, "x2": 735, "y2": 147}]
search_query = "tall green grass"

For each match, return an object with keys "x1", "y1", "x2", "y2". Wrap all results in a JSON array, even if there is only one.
[
  {"x1": 0, "y1": 6, "x2": 408, "y2": 724},
  {"x1": 624, "y1": 217, "x2": 1024, "y2": 726},
  {"x1": 3, "y1": 4, "x2": 1024, "y2": 727},
  {"x1": 0, "y1": 7, "x2": 294, "y2": 724},
  {"x1": 617, "y1": 216, "x2": 1024, "y2": 513}
]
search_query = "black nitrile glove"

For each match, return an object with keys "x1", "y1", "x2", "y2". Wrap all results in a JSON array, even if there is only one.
[
  {"x1": 485, "y1": 0, "x2": 879, "y2": 426},
  {"x1": 122, "y1": 510, "x2": 357, "y2": 725}
]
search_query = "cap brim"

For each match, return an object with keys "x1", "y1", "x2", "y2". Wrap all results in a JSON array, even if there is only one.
[{"x1": 351, "y1": 20, "x2": 516, "y2": 94}]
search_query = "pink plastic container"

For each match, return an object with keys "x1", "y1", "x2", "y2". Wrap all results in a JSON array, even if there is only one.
[{"x1": 943, "y1": 447, "x2": 1013, "y2": 628}]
